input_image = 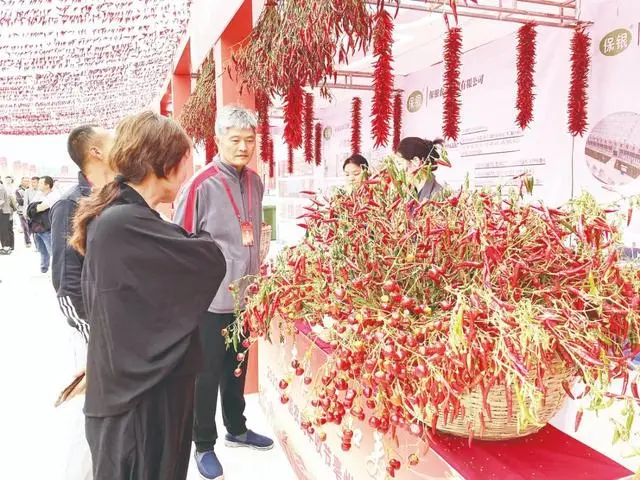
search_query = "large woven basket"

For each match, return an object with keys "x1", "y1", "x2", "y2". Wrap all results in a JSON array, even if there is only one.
[
  {"x1": 260, "y1": 223, "x2": 272, "y2": 264},
  {"x1": 437, "y1": 362, "x2": 575, "y2": 440}
]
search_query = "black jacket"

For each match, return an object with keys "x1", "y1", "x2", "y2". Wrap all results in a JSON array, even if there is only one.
[
  {"x1": 82, "y1": 184, "x2": 226, "y2": 416},
  {"x1": 50, "y1": 171, "x2": 92, "y2": 323},
  {"x1": 26, "y1": 201, "x2": 51, "y2": 232}
]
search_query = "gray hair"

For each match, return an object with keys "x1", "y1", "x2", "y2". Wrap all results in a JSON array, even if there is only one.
[{"x1": 215, "y1": 105, "x2": 258, "y2": 136}]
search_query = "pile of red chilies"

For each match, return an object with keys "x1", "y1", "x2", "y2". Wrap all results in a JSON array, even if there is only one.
[{"x1": 235, "y1": 163, "x2": 640, "y2": 475}]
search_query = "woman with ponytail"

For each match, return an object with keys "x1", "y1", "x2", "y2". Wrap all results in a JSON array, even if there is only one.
[
  {"x1": 71, "y1": 111, "x2": 227, "y2": 480},
  {"x1": 394, "y1": 137, "x2": 446, "y2": 201}
]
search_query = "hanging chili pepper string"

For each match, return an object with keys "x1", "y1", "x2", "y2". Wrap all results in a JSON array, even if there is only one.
[
  {"x1": 231, "y1": 1, "x2": 372, "y2": 97},
  {"x1": 304, "y1": 92, "x2": 315, "y2": 163},
  {"x1": 568, "y1": 25, "x2": 591, "y2": 137},
  {"x1": 179, "y1": 49, "x2": 217, "y2": 152},
  {"x1": 268, "y1": 136, "x2": 275, "y2": 179},
  {"x1": 516, "y1": 23, "x2": 537, "y2": 130},
  {"x1": 351, "y1": 97, "x2": 362, "y2": 155},
  {"x1": 284, "y1": 82, "x2": 304, "y2": 150},
  {"x1": 371, "y1": 9, "x2": 394, "y2": 148},
  {"x1": 392, "y1": 92, "x2": 403, "y2": 151},
  {"x1": 257, "y1": 91, "x2": 272, "y2": 165},
  {"x1": 287, "y1": 144, "x2": 295, "y2": 175},
  {"x1": 443, "y1": 26, "x2": 463, "y2": 141},
  {"x1": 315, "y1": 123, "x2": 323, "y2": 167}
]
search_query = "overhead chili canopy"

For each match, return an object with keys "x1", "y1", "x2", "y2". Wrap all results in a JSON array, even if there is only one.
[
  {"x1": 0, "y1": 0, "x2": 190, "y2": 135},
  {"x1": 220, "y1": 0, "x2": 587, "y2": 177}
]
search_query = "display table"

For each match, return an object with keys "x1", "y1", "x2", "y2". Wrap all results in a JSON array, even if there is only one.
[{"x1": 257, "y1": 322, "x2": 634, "y2": 480}]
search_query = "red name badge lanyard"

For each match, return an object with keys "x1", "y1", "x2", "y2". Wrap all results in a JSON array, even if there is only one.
[{"x1": 219, "y1": 175, "x2": 254, "y2": 247}]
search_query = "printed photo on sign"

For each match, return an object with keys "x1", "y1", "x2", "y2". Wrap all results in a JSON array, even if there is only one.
[
  {"x1": 406, "y1": 90, "x2": 423, "y2": 113},
  {"x1": 323, "y1": 127, "x2": 333, "y2": 141},
  {"x1": 584, "y1": 111, "x2": 640, "y2": 187}
]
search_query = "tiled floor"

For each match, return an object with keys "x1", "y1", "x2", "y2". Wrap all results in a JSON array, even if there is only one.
[{"x1": 0, "y1": 240, "x2": 296, "y2": 480}]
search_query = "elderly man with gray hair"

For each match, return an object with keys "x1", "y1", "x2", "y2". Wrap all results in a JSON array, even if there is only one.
[{"x1": 174, "y1": 105, "x2": 273, "y2": 480}]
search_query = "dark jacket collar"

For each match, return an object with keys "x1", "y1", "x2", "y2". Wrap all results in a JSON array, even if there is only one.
[
  {"x1": 116, "y1": 184, "x2": 159, "y2": 218},
  {"x1": 78, "y1": 171, "x2": 92, "y2": 196}
]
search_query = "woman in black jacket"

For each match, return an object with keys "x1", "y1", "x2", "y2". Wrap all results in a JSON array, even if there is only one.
[{"x1": 70, "y1": 111, "x2": 227, "y2": 480}]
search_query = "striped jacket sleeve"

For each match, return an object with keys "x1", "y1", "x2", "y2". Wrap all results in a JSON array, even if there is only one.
[
  {"x1": 58, "y1": 296, "x2": 90, "y2": 343},
  {"x1": 50, "y1": 198, "x2": 90, "y2": 343},
  {"x1": 173, "y1": 182, "x2": 200, "y2": 234}
]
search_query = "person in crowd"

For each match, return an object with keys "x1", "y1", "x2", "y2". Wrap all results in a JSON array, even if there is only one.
[
  {"x1": 27, "y1": 175, "x2": 57, "y2": 272},
  {"x1": 23, "y1": 176, "x2": 41, "y2": 208},
  {"x1": 37, "y1": 175, "x2": 60, "y2": 209},
  {"x1": 4, "y1": 176, "x2": 16, "y2": 200},
  {"x1": 69, "y1": 111, "x2": 227, "y2": 480},
  {"x1": 343, "y1": 153, "x2": 369, "y2": 186},
  {"x1": 174, "y1": 105, "x2": 274, "y2": 480},
  {"x1": 2, "y1": 176, "x2": 16, "y2": 251},
  {"x1": 50, "y1": 125, "x2": 114, "y2": 353},
  {"x1": 394, "y1": 137, "x2": 445, "y2": 200},
  {"x1": 0, "y1": 179, "x2": 17, "y2": 254},
  {"x1": 24, "y1": 176, "x2": 42, "y2": 253},
  {"x1": 15, "y1": 177, "x2": 33, "y2": 248},
  {"x1": 29, "y1": 176, "x2": 40, "y2": 194}
]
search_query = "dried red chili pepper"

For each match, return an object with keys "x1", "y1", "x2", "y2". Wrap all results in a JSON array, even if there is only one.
[
  {"x1": 574, "y1": 409, "x2": 584, "y2": 432},
  {"x1": 562, "y1": 380, "x2": 575, "y2": 400}
]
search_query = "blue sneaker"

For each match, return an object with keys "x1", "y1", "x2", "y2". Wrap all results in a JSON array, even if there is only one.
[
  {"x1": 194, "y1": 450, "x2": 223, "y2": 480},
  {"x1": 224, "y1": 429, "x2": 274, "y2": 450}
]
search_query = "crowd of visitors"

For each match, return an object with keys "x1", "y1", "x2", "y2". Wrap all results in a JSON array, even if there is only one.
[{"x1": 0, "y1": 174, "x2": 58, "y2": 262}]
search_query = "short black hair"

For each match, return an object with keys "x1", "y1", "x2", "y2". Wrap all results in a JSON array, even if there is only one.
[
  {"x1": 41, "y1": 176, "x2": 54, "y2": 189},
  {"x1": 396, "y1": 137, "x2": 444, "y2": 164},
  {"x1": 343, "y1": 154, "x2": 369, "y2": 170},
  {"x1": 67, "y1": 125, "x2": 98, "y2": 169},
  {"x1": 31, "y1": 176, "x2": 40, "y2": 181}
]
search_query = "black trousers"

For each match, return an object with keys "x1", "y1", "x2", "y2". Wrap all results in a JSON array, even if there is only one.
[
  {"x1": 18, "y1": 214, "x2": 30, "y2": 246},
  {"x1": 0, "y1": 213, "x2": 11, "y2": 249},
  {"x1": 7, "y1": 214, "x2": 14, "y2": 249},
  {"x1": 86, "y1": 375, "x2": 195, "y2": 480},
  {"x1": 193, "y1": 311, "x2": 248, "y2": 452}
]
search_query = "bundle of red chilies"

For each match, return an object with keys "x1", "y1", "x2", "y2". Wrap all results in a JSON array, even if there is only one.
[{"x1": 229, "y1": 160, "x2": 640, "y2": 475}]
